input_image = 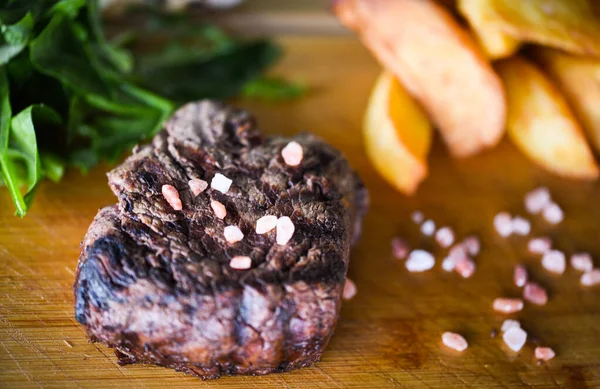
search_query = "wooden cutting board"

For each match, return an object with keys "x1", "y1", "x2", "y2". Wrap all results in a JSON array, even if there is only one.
[{"x1": 1, "y1": 37, "x2": 600, "y2": 389}]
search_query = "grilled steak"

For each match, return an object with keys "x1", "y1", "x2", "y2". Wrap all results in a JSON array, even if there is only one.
[{"x1": 74, "y1": 100, "x2": 368, "y2": 379}]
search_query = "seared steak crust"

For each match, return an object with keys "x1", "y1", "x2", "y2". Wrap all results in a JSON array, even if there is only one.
[{"x1": 74, "y1": 100, "x2": 368, "y2": 379}]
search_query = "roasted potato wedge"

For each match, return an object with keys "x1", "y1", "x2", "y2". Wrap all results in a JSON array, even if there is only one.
[
  {"x1": 497, "y1": 57, "x2": 599, "y2": 179},
  {"x1": 458, "y1": 0, "x2": 521, "y2": 59},
  {"x1": 335, "y1": 0, "x2": 506, "y2": 158},
  {"x1": 466, "y1": 0, "x2": 600, "y2": 57},
  {"x1": 535, "y1": 47, "x2": 600, "y2": 153},
  {"x1": 364, "y1": 71, "x2": 432, "y2": 195}
]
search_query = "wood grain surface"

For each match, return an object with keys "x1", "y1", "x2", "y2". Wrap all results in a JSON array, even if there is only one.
[{"x1": 1, "y1": 37, "x2": 600, "y2": 389}]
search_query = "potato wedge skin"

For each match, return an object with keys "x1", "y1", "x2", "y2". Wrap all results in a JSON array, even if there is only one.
[
  {"x1": 483, "y1": 0, "x2": 600, "y2": 57},
  {"x1": 497, "y1": 57, "x2": 599, "y2": 180},
  {"x1": 335, "y1": 0, "x2": 506, "y2": 158},
  {"x1": 458, "y1": 0, "x2": 521, "y2": 59},
  {"x1": 535, "y1": 48, "x2": 600, "y2": 153},
  {"x1": 364, "y1": 71, "x2": 432, "y2": 195}
]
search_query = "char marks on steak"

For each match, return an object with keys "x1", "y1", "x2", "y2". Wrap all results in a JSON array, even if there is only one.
[{"x1": 74, "y1": 100, "x2": 368, "y2": 379}]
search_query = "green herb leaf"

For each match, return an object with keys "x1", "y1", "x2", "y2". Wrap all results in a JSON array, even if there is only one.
[
  {"x1": 0, "y1": 12, "x2": 34, "y2": 65},
  {"x1": 40, "y1": 152, "x2": 65, "y2": 182},
  {"x1": 87, "y1": 0, "x2": 133, "y2": 74},
  {"x1": 30, "y1": 14, "x2": 112, "y2": 98},
  {"x1": 242, "y1": 76, "x2": 306, "y2": 101},
  {"x1": 11, "y1": 104, "x2": 62, "y2": 212},
  {"x1": 136, "y1": 40, "x2": 282, "y2": 102}
]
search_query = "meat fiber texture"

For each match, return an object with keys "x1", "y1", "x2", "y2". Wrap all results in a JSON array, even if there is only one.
[{"x1": 74, "y1": 100, "x2": 368, "y2": 379}]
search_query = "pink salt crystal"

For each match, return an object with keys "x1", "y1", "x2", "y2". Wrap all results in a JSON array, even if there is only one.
[
  {"x1": 542, "y1": 202, "x2": 563, "y2": 225},
  {"x1": 571, "y1": 253, "x2": 593, "y2": 272},
  {"x1": 188, "y1": 179, "x2": 208, "y2": 196},
  {"x1": 524, "y1": 187, "x2": 551, "y2": 214},
  {"x1": 255, "y1": 215, "x2": 278, "y2": 234},
  {"x1": 581, "y1": 269, "x2": 600, "y2": 286},
  {"x1": 405, "y1": 250, "x2": 435, "y2": 272},
  {"x1": 503, "y1": 327, "x2": 527, "y2": 352},
  {"x1": 281, "y1": 141, "x2": 303, "y2": 166},
  {"x1": 161, "y1": 184, "x2": 183, "y2": 211},
  {"x1": 494, "y1": 212, "x2": 513, "y2": 237},
  {"x1": 514, "y1": 264, "x2": 528, "y2": 287},
  {"x1": 542, "y1": 250, "x2": 566, "y2": 274},
  {"x1": 343, "y1": 278, "x2": 357, "y2": 300},
  {"x1": 455, "y1": 257, "x2": 476, "y2": 278},
  {"x1": 442, "y1": 256, "x2": 456, "y2": 272},
  {"x1": 535, "y1": 347, "x2": 555, "y2": 361},
  {"x1": 230, "y1": 256, "x2": 252, "y2": 270},
  {"x1": 493, "y1": 298, "x2": 524, "y2": 313},
  {"x1": 528, "y1": 237, "x2": 552, "y2": 255},
  {"x1": 501, "y1": 319, "x2": 521, "y2": 333},
  {"x1": 421, "y1": 219, "x2": 436, "y2": 236},
  {"x1": 462, "y1": 235, "x2": 480, "y2": 256},
  {"x1": 442, "y1": 332, "x2": 468, "y2": 352},
  {"x1": 276, "y1": 216, "x2": 295, "y2": 245},
  {"x1": 411, "y1": 210, "x2": 424, "y2": 224},
  {"x1": 224, "y1": 225, "x2": 244, "y2": 243},
  {"x1": 435, "y1": 227, "x2": 455, "y2": 248},
  {"x1": 512, "y1": 216, "x2": 531, "y2": 236},
  {"x1": 449, "y1": 244, "x2": 468, "y2": 261},
  {"x1": 210, "y1": 200, "x2": 227, "y2": 219},
  {"x1": 211, "y1": 173, "x2": 232, "y2": 194},
  {"x1": 523, "y1": 282, "x2": 548, "y2": 305},
  {"x1": 391, "y1": 237, "x2": 410, "y2": 260}
]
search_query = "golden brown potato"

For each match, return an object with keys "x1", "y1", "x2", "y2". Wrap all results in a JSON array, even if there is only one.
[
  {"x1": 364, "y1": 71, "x2": 432, "y2": 195},
  {"x1": 535, "y1": 47, "x2": 600, "y2": 153},
  {"x1": 466, "y1": 0, "x2": 600, "y2": 57},
  {"x1": 335, "y1": 0, "x2": 506, "y2": 158},
  {"x1": 458, "y1": 0, "x2": 521, "y2": 59},
  {"x1": 497, "y1": 57, "x2": 599, "y2": 179}
]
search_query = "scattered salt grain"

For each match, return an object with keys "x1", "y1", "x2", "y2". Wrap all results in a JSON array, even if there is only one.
[
  {"x1": 571, "y1": 253, "x2": 593, "y2": 272},
  {"x1": 455, "y1": 257, "x2": 476, "y2": 278},
  {"x1": 276, "y1": 216, "x2": 295, "y2": 245},
  {"x1": 581, "y1": 269, "x2": 600, "y2": 286},
  {"x1": 524, "y1": 187, "x2": 551, "y2": 214},
  {"x1": 462, "y1": 236, "x2": 480, "y2": 256},
  {"x1": 501, "y1": 319, "x2": 521, "y2": 333},
  {"x1": 442, "y1": 332, "x2": 468, "y2": 352},
  {"x1": 528, "y1": 237, "x2": 552, "y2": 255},
  {"x1": 230, "y1": 256, "x2": 252, "y2": 270},
  {"x1": 224, "y1": 226, "x2": 244, "y2": 243},
  {"x1": 503, "y1": 327, "x2": 527, "y2": 352},
  {"x1": 255, "y1": 215, "x2": 278, "y2": 234},
  {"x1": 542, "y1": 202, "x2": 563, "y2": 225},
  {"x1": 161, "y1": 184, "x2": 182, "y2": 211},
  {"x1": 210, "y1": 200, "x2": 227, "y2": 219},
  {"x1": 211, "y1": 173, "x2": 233, "y2": 194},
  {"x1": 512, "y1": 216, "x2": 531, "y2": 236},
  {"x1": 449, "y1": 244, "x2": 468, "y2": 261},
  {"x1": 542, "y1": 250, "x2": 566, "y2": 274},
  {"x1": 493, "y1": 298, "x2": 524, "y2": 313},
  {"x1": 343, "y1": 278, "x2": 357, "y2": 300},
  {"x1": 405, "y1": 250, "x2": 435, "y2": 272},
  {"x1": 514, "y1": 264, "x2": 528, "y2": 287},
  {"x1": 442, "y1": 256, "x2": 456, "y2": 272},
  {"x1": 411, "y1": 210, "x2": 424, "y2": 224},
  {"x1": 494, "y1": 212, "x2": 513, "y2": 237},
  {"x1": 523, "y1": 282, "x2": 548, "y2": 305},
  {"x1": 421, "y1": 219, "x2": 436, "y2": 236},
  {"x1": 188, "y1": 179, "x2": 208, "y2": 196},
  {"x1": 391, "y1": 237, "x2": 410, "y2": 260},
  {"x1": 435, "y1": 227, "x2": 455, "y2": 248},
  {"x1": 535, "y1": 347, "x2": 555, "y2": 361},
  {"x1": 281, "y1": 141, "x2": 304, "y2": 166}
]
